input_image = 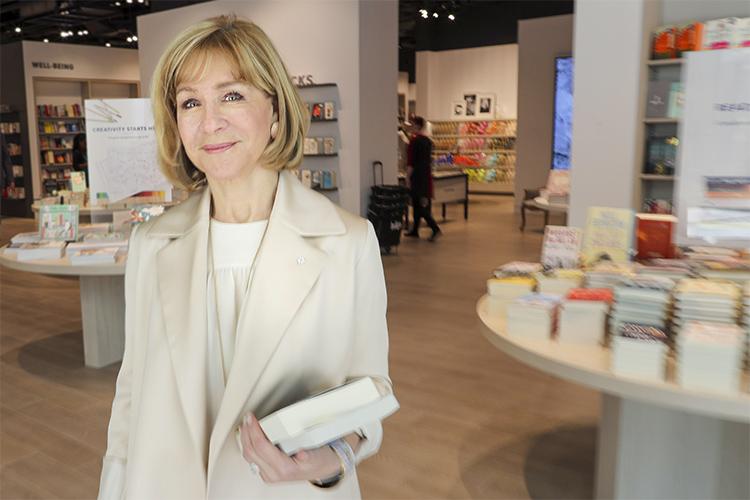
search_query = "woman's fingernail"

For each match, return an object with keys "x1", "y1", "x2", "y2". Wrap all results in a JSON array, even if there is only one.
[{"x1": 244, "y1": 415, "x2": 251, "y2": 426}]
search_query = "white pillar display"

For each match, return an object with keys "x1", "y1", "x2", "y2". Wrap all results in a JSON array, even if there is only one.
[
  {"x1": 85, "y1": 98, "x2": 172, "y2": 204},
  {"x1": 676, "y1": 48, "x2": 750, "y2": 248}
]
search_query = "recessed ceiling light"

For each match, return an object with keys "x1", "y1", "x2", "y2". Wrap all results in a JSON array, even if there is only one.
[
  {"x1": 115, "y1": 1, "x2": 120, "y2": 4},
  {"x1": 83, "y1": 30, "x2": 88, "y2": 35},
  {"x1": 14, "y1": 27, "x2": 21, "y2": 33},
  {"x1": 421, "y1": 11, "x2": 428, "y2": 19},
  {"x1": 106, "y1": 42, "x2": 111, "y2": 47},
  {"x1": 77, "y1": 30, "x2": 83, "y2": 36},
  {"x1": 126, "y1": 36, "x2": 133, "y2": 42},
  {"x1": 126, "y1": 0, "x2": 133, "y2": 3},
  {"x1": 137, "y1": 0, "x2": 144, "y2": 3},
  {"x1": 432, "y1": 12, "x2": 438, "y2": 18},
  {"x1": 44, "y1": 38, "x2": 49, "y2": 43},
  {"x1": 448, "y1": 14, "x2": 455, "y2": 21}
]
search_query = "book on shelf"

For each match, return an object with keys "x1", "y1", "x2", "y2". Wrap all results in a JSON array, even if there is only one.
[
  {"x1": 39, "y1": 204, "x2": 79, "y2": 241},
  {"x1": 676, "y1": 22, "x2": 704, "y2": 55},
  {"x1": 646, "y1": 81, "x2": 674, "y2": 118},
  {"x1": 667, "y1": 83, "x2": 685, "y2": 119},
  {"x1": 702, "y1": 17, "x2": 740, "y2": 50},
  {"x1": 323, "y1": 101, "x2": 336, "y2": 120},
  {"x1": 70, "y1": 171, "x2": 86, "y2": 192},
  {"x1": 311, "y1": 103, "x2": 325, "y2": 121},
  {"x1": 258, "y1": 376, "x2": 398, "y2": 454},
  {"x1": 4, "y1": 241, "x2": 66, "y2": 261},
  {"x1": 652, "y1": 25, "x2": 677, "y2": 59},
  {"x1": 582, "y1": 207, "x2": 635, "y2": 266}
]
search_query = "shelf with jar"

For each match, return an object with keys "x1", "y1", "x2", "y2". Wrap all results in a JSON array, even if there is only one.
[{"x1": 430, "y1": 119, "x2": 517, "y2": 194}]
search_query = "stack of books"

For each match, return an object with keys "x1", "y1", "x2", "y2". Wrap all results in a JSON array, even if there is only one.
[
  {"x1": 486, "y1": 276, "x2": 536, "y2": 301},
  {"x1": 69, "y1": 247, "x2": 119, "y2": 265},
  {"x1": 585, "y1": 262, "x2": 633, "y2": 290},
  {"x1": 676, "y1": 321, "x2": 744, "y2": 393},
  {"x1": 743, "y1": 282, "x2": 750, "y2": 368},
  {"x1": 672, "y1": 279, "x2": 741, "y2": 335},
  {"x1": 507, "y1": 293, "x2": 561, "y2": 341},
  {"x1": 636, "y1": 259, "x2": 695, "y2": 281},
  {"x1": 610, "y1": 276, "x2": 675, "y2": 335},
  {"x1": 610, "y1": 323, "x2": 669, "y2": 380},
  {"x1": 4, "y1": 241, "x2": 66, "y2": 261},
  {"x1": 534, "y1": 269, "x2": 584, "y2": 296},
  {"x1": 558, "y1": 288, "x2": 613, "y2": 346}
]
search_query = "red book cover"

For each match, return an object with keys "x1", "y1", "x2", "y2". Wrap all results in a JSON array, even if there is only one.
[
  {"x1": 566, "y1": 288, "x2": 614, "y2": 303},
  {"x1": 636, "y1": 214, "x2": 676, "y2": 260}
]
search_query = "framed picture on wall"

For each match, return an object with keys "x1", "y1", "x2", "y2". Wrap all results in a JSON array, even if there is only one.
[
  {"x1": 463, "y1": 94, "x2": 477, "y2": 116},
  {"x1": 451, "y1": 101, "x2": 465, "y2": 117},
  {"x1": 477, "y1": 93, "x2": 495, "y2": 118}
]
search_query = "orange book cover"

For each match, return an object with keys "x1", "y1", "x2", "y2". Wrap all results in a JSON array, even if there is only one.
[
  {"x1": 636, "y1": 214, "x2": 676, "y2": 260},
  {"x1": 566, "y1": 288, "x2": 614, "y2": 303},
  {"x1": 653, "y1": 26, "x2": 676, "y2": 59},
  {"x1": 676, "y1": 22, "x2": 704, "y2": 55}
]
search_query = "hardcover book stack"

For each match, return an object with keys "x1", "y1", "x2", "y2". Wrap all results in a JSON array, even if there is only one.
[
  {"x1": 743, "y1": 283, "x2": 750, "y2": 368},
  {"x1": 672, "y1": 279, "x2": 741, "y2": 337},
  {"x1": 558, "y1": 288, "x2": 613, "y2": 346},
  {"x1": 610, "y1": 323, "x2": 669, "y2": 380},
  {"x1": 534, "y1": 269, "x2": 584, "y2": 296},
  {"x1": 676, "y1": 321, "x2": 744, "y2": 393},
  {"x1": 610, "y1": 276, "x2": 675, "y2": 335},
  {"x1": 507, "y1": 293, "x2": 561, "y2": 341},
  {"x1": 585, "y1": 262, "x2": 633, "y2": 290}
]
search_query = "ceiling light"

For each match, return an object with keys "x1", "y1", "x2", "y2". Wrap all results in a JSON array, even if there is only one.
[
  {"x1": 433, "y1": 12, "x2": 438, "y2": 18},
  {"x1": 132, "y1": 35, "x2": 138, "y2": 41},
  {"x1": 61, "y1": 31, "x2": 68, "y2": 37},
  {"x1": 419, "y1": 9, "x2": 427, "y2": 15},
  {"x1": 115, "y1": 1, "x2": 120, "y2": 4},
  {"x1": 106, "y1": 42, "x2": 111, "y2": 47},
  {"x1": 126, "y1": 0, "x2": 133, "y2": 3},
  {"x1": 83, "y1": 30, "x2": 88, "y2": 35},
  {"x1": 421, "y1": 11, "x2": 428, "y2": 19},
  {"x1": 448, "y1": 14, "x2": 455, "y2": 21},
  {"x1": 126, "y1": 36, "x2": 133, "y2": 42},
  {"x1": 43, "y1": 38, "x2": 49, "y2": 43},
  {"x1": 137, "y1": 0, "x2": 144, "y2": 3},
  {"x1": 14, "y1": 27, "x2": 21, "y2": 33},
  {"x1": 77, "y1": 30, "x2": 83, "y2": 36}
]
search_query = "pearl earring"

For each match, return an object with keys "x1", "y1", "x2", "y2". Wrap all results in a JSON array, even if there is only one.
[{"x1": 270, "y1": 121, "x2": 279, "y2": 139}]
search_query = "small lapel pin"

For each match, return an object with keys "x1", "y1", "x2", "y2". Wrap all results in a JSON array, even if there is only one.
[{"x1": 297, "y1": 256, "x2": 306, "y2": 265}]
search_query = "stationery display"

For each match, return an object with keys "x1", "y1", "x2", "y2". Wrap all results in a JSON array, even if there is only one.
[
  {"x1": 651, "y1": 17, "x2": 750, "y2": 58},
  {"x1": 303, "y1": 137, "x2": 336, "y2": 156}
]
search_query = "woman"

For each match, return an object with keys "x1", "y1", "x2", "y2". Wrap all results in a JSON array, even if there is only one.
[
  {"x1": 72, "y1": 133, "x2": 87, "y2": 178},
  {"x1": 98, "y1": 15, "x2": 391, "y2": 499}
]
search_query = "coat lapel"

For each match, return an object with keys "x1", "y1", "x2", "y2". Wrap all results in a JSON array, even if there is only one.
[
  {"x1": 206, "y1": 171, "x2": 346, "y2": 484},
  {"x1": 152, "y1": 188, "x2": 211, "y2": 476}
]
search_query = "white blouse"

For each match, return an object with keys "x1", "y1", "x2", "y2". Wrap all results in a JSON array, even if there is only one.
[{"x1": 207, "y1": 218, "x2": 267, "y2": 430}]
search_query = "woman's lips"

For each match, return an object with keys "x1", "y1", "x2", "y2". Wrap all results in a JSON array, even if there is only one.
[{"x1": 202, "y1": 142, "x2": 236, "y2": 154}]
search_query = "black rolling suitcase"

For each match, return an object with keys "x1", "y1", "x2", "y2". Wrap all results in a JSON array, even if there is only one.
[{"x1": 368, "y1": 161, "x2": 409, "y2": 255}]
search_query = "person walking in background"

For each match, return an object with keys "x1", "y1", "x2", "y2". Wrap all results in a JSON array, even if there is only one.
[
  {"x1": 405, "y1": 116, "x2": 441, "y2": 241},
  {"x1": 72, "y1": 133, "x2": 88, "y2": 183}
]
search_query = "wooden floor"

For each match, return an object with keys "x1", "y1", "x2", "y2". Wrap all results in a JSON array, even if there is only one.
[{"x1": 0, "y1": 196, "x2": 598, "y2": 499}]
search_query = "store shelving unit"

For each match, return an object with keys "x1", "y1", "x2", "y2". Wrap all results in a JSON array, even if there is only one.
[
  {"x1": 637, "y1": 57, "x2": 683, "y2": 214},
  {"x1": 296, "y1": 83, "x2": 341, "y2": 195},
  {"x1": 430, "y1": 119, "x2": 517, "y2": 194},
  {"x1": 1, "y1": 109, "x2": 32, "y2": 217},
  {"x1": 37, "y1": 105, "x2": 85, "y2": 195}
]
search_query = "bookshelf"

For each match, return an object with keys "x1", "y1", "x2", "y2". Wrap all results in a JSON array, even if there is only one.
[
  {"x1": 637, "y1": 58, "x2": 683, "y2": 215},
  {"x1": 430, "y1": 119, "x2": 517, "y2": 194},
  {"x1": 36, "y1": 104, "x2": 85, "y2": 195},
  {"x1": 1, "y1": 109, "x2": 32, "y2": 216},
  {"x1": 296, "y1": 84, "x2": 341, "y2": 195}
]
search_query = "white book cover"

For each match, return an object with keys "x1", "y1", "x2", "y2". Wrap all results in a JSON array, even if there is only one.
[
  {"x1": 259, "y1": 377, "x2": 398, "y2": 454},
  {"x1": 541, "y1": 226, "x2": 582, "y2": 269},
  {"x1": 69, "y1": 247, "x2": 119, "y2": 265},
  {"x1": 10, "y1": 232, "x2": 42, "y2": 244},
  {"x1": 67, "y1": 239, "x2": 128, "y2": 256}
]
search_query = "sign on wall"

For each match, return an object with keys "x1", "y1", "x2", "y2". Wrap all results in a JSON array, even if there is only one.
[
  {"x1": 676, "y1": 48, "x2": 750, "y2": 247},
  {"x1": 85, "y1": 98, "x2": 172, "y2": 204}
]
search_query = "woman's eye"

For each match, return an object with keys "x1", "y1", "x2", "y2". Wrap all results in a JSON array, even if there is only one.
[
  {"x1": 224, "y1": 91, "x2": 244, "y2": 102},
  {"x1": 180, "y1": 99, "x2": 198, "y2": 110}
]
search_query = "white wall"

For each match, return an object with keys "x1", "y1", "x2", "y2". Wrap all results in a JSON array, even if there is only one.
[
  {"x1": 415, "y1": 44, "x2": 518, "y2": 121},
  {"x1": 515, "y1": 14, "x2": 573, "y2": 208},
  {"x1": 661, "y1": 0, "x2": 750, "y2": 24},
  {"x1": 137, "y1": 0, "x2": 397, "y2": 216},
  {"x1": 21, "y1": 41, "x2": 139, "y2": 198}
]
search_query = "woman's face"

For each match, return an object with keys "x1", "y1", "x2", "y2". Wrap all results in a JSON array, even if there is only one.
[{"x1": 176, "y1": 54, "x2": 275, "y2": 184}]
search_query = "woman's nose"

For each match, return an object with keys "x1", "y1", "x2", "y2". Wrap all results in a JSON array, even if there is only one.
[{"x1": 201, "y1": 103, "x2": 228, "y2": 134}]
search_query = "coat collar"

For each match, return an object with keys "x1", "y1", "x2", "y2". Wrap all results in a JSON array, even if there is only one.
[{"x1": 146, "y1": 169, "x2": 346, "y2": 239}]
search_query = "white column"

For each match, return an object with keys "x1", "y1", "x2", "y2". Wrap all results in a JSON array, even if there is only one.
[{"x1": 568, "y1": 0, "x2": 658, "y2": 226}]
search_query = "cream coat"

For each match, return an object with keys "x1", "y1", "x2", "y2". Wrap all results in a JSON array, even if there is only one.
[{"x1": 98, "y1": 170, "x2": 391, "y2": 499}]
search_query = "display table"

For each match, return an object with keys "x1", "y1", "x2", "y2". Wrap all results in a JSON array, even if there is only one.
[
  {"x1": 31, "y1": 200, "x2": 178, "y2": 223},
  {"x1": 477, "y1": 295, "x2": 750, "y2": 499},
  {"x1": 0, "y1": 250, "x2": 126, "y2": 368},
  {"x1": 432, "y1": 171, "x2": 469, "y2": 220}
]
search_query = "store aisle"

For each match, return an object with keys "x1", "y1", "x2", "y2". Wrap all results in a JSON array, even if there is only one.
[{"x1": 0, "y1": 196, "x2": 596, "y2": 499}]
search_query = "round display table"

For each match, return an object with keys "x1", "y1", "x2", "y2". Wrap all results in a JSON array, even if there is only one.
[
  {"x1": 1, "y1": 250, "x2": 126, "y2": 368},
  {"x1": 477, "y1": 295, "x2": 750, "y2": 500}
]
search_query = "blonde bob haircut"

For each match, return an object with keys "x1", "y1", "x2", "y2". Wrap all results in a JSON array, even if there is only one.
[{"x1": 151, "y1": 14, "x2": 309, "y2": 190}]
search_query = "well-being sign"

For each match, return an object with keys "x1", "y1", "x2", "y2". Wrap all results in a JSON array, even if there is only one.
[
  {"x1": 86, "y1": 98, "x2": 172, "y2": 204},
  {"x1": 676, "y1": 48, "x2": 750, "y2": 247}
]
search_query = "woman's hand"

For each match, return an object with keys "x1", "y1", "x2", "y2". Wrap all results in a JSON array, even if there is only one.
[{"x1": 239, "y1": 413, "x2": 350, "y2": 483}]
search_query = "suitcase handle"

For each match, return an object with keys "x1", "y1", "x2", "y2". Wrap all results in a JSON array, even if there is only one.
[{"x1": 372, "y1": 161, "x2": 384, "y2": 186}]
